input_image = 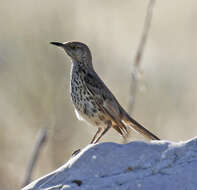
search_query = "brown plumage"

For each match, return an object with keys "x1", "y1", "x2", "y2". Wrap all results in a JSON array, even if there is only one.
[{"x1": 50, "y1": 41, "x2": 160, "y2": 143}]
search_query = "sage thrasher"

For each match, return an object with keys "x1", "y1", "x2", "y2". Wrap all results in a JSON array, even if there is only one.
[{"x1": 50, "y1": 41, "x2": 160, "y2": 143}]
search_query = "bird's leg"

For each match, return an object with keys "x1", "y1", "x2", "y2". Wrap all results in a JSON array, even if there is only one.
[
  {"x1": 90, "y1": 127, "x2": 102, "y2": 144},
  {"x1": 94, "y1": 121, "x2": 112, "y2": 143}
]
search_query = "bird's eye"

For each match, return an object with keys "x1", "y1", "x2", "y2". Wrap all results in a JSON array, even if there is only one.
[{"x1": 71, "y1": 46, "x2": 76, "y2": 50}]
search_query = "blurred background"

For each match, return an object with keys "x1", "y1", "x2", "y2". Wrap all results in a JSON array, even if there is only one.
[{"x1": 1, "y1": 0, "x2": 197, "y2": 189}]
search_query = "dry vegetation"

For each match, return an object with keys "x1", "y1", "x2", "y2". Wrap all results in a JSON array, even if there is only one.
[{"x1": 1, "y1": 0, "x2": 197, "y2": 189}]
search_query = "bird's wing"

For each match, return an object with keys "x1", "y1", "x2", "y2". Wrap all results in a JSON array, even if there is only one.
[
  {"x1": 84, "y1": 70, "x2": 120, "y2": 118},
  {"x1": 84, "y1": 70, "x2": 128, "y2": 136}
]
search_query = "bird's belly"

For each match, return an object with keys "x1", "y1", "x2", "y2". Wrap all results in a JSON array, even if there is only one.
[
  {"x1": 70, "y1": 82, "x2": 108, "y2": 127},
  {"x1": 74, "y1": 106, "x2": 107, "y2": 128}
]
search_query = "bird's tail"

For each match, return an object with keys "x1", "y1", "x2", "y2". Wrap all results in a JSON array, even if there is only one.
[{"x1": 121, "y1": 110, "x2": 160, "y2": 140}]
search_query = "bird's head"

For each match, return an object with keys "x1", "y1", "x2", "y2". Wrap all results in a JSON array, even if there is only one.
[{"x1": 50, "y1": 41, "x2": 92, "y2": 67}]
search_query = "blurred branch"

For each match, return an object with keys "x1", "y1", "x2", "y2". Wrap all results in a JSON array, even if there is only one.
[
  {"x1": 21, "y1": 128, "x2": 48, "y2": 188},
  {"x1": 128, "y1": 0, "x2": 156, "y2": 113}
]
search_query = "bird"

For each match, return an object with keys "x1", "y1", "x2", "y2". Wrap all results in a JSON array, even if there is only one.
[{"x1": 50, "y1": 41, "x2": 160, "y2": 143}]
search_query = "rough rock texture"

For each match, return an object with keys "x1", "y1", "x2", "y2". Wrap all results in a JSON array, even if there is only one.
[{"x1": 22, "y1": 138, "x2": 197, "y2": 190}]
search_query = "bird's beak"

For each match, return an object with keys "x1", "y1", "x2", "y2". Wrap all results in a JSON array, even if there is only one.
[{"x1": 50, "y1": 41, "x2": 64, "y2": 47}]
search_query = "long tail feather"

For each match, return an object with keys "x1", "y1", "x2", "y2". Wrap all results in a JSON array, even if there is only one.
[{"x1": 121, "y1": 110, "x2": 160, "y2": 140}]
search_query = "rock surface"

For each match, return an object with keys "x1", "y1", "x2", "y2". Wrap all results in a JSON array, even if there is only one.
[{"x1": 22, "y1": 138, "x2": 197, "y2": 190}]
